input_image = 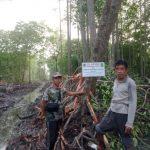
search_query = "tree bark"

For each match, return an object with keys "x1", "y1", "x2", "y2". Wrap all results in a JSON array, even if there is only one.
[
  {"x1": 87, "y1": 0, "x2": 96, "y2": 61},
  {"x1": 93, "y1": 0, "x2": 123, "y2": 62}
]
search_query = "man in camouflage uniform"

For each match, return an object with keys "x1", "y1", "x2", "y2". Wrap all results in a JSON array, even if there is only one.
[{"x1": 40, "y1": 72, "x2": 84, "y2": 150}]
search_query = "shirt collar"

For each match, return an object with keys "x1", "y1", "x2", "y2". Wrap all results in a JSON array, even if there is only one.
[
  {"x1": 116, "y1": 75, "x2": 128, "y2": 83},
  {"x1": 51, "y1": 83, "x2": 61, "y2": 89}
]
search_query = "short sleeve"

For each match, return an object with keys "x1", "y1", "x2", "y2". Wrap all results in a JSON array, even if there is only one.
[{"x1": 42, "y1": 88, "x2": 49, "y2": 101}]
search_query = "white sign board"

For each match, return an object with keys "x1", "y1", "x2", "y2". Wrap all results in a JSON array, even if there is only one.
[{"x1": 82, "y1": 62, "x2": 105, "y2": 77}]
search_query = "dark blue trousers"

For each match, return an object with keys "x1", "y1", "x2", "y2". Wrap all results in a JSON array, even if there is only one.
[
  {"x1": 46, "y1": 112, "x2": 62, "y2": 150},
  {"x1": 95, "y1": 110, "x2": 134, "y2": 149},
  {"x1": 46, "y1": 119, "x2": 59, "y2": 150}
]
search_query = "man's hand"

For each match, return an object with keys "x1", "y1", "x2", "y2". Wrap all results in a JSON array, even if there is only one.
[
  {"x1": 35, "y1": 106, "x2": 45, "y2": 119},
  {"x1": 125, "y1": 126, "x2": 132, "y2": 134}
]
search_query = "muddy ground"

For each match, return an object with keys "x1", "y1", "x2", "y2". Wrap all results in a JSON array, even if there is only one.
[
  {"x1": 0, "y1": 82, "x2": 50, "y2": 150},
  {"x1": 0, "y1": 83, "x2": 41, "y2": 117},
  {"x1": 6, "y1": 97, "x2": 47, "y2": 150}
]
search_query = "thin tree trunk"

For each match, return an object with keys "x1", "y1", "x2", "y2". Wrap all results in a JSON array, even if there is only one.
[
  {"x1": 86, "y1": 21, "x2": 90, "y2": 59},
  {"x1": 110, "y1": 29, "x2": 115, "y2": 68},
  {"x1": 28, "y1": 55, "x2": 31, "y2": 83},
  {"x1": 115, "y1": 18, "x2": 120, "y2": 60},
  {"x1": 59, "y1": 0, "x2": 62, "y2": 57},
  {"x1": 143, "y1": 0, "x2": 147, "y2": 77},
  {"x1": 77, "y1": 23, "x2": 81, "y2": 66},
  {"x1": 67, "y1": 0, "x2": 71, "y2": 75},
  {"x1": 55, "y1": 56, "x2": 58, "y2": 72},
  {"x1": 78, "y1": 0, "x2": 88, "y2": 62},
  {"x1": 139, "y1": 0, "x2": 143, "y2": 76},
  {"x1": 120, "y1": 16, "x2": 123, "y2": 60}
]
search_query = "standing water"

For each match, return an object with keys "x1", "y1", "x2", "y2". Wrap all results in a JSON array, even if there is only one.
[{"x1": 0, "y1": 82, "x2": 46, "y2": 150}]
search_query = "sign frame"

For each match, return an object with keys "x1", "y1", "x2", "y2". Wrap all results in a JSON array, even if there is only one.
[{"x1": 82, "y1": 62, "x2": 105, "y2": 77}]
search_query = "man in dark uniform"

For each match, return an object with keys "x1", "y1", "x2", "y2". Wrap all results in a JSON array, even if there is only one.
[{"x1": 40, "y1": 72, "x2": 84, "y2": 150}]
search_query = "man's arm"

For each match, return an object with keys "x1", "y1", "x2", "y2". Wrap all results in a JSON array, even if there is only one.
[
  {"x1": 125, "y1": 80, "x2": 137, "y2": 133},
  {"x1": 66, "y1": 91, "x2": 85, "y2": 96},
  {"x1": 39, "y1": 89, "x2": 49, "y2": 118},
  {"x1": 39, "y1": 99, "x2": 47, "y2": 118}
]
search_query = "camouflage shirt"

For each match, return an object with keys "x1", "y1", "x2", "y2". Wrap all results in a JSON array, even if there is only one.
[
  {"x1": 42, "y1": 84, "x2": 66, "y2": 120},
  {"x1": 43, "y1": 85, "x2": 66, "y2": 102}
]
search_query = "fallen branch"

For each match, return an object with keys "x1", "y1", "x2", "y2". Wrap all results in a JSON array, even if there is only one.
[
  {"x1": 82, "y1": 135, "x2": 97, "y2": 144},
  {"x1": 73, "y1": 128, "x2": 85, "y2": 147},
  {"x1": 0, "y1": 105, "x2": 9, "y2": 109},
  {"x1": 137, "y1": 87, "x2": 150, "y2": 112},
  {"x1": 136, "y1": 136, "x2": 150, "y2": 149},
  {"x1": 17, "y1": 112, "x2": 37, "y2": 120},
  {"x1": 63, "y1": 109, "x2": 78, "y2": 132}
]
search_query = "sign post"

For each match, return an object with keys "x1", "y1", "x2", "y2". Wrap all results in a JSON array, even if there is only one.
[{"x1": 82, "y1": 62, "x2": 105, "y2": 77}]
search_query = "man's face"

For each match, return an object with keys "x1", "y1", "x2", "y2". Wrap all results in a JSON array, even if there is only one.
[
  {"x1": 115, "y1": 65, "x2": 128, "y2": 80},
  {"x1": 53, "y1": 76, "x2": 62, "y2": 86}
]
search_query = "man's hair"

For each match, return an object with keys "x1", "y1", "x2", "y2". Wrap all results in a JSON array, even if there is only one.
[{"x1": 115, "y1": 59, "x2": 128, "y2": 69}]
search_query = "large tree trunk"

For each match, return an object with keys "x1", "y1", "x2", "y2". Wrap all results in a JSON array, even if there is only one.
[
  {"x1": 87, "y1": 0, "x2": 96, "y2": 61},
  {"x1": 93, "y1": 0, "x2": 123, "y2": 62}
]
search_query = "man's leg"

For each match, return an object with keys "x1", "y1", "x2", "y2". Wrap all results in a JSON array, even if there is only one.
[
  {"x1": 47, "y1": 119, "x2": 59, "y2": 150},
  {"x1": 46, "y1": 113, "x2": 59, "y2": 150},
  {"x1": 116, "y1": 113, "x2": 134, "y2": 150},
  {"x1": 95, "y1": 110, "x2": 116, "y2": 150}
]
